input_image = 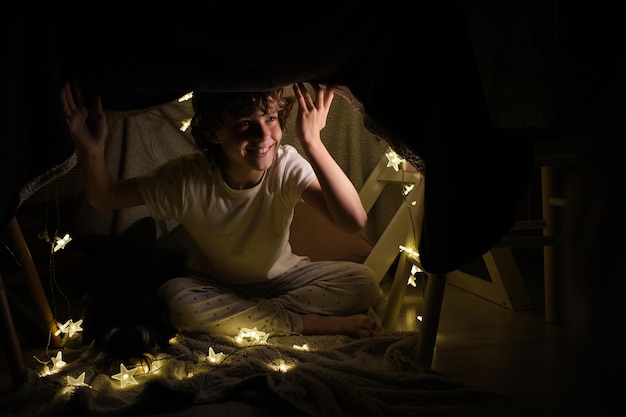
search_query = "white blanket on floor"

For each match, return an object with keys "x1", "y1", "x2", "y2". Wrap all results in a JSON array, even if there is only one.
[{"x1": 0, "y1": 331, "x2": 517, "y2": 417}]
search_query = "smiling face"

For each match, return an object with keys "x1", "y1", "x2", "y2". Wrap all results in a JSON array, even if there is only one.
[
  {"x1": 207, "y1": 107, "x2": 283, "y2": 189},
  {"x1": 190, "y1": 89, "x2": 294, "y2": 190}
]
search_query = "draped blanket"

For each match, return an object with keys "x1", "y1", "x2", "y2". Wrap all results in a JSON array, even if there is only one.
[
  {"x1": 4, "y1": 3, "x2": 623, "y2": 273},
  {"x1": 0, "y1": 331, "x2": 519, "y2": 417},
  {"x1": 3, "y1": 3, "x2": 542, "y2": 275}
]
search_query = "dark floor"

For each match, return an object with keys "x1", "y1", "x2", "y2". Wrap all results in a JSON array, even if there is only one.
[{"x1": 1, "y1": 215, "x2": 621, "y2": 417}]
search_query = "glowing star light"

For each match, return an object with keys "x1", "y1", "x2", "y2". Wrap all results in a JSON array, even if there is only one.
[
  {"x1": 207, "y1": 347, "x2": 224, "y2": 364},
  {"x1": 407, "y1": 275, "x2": 417, "y2": 287},
  {"x1": 51, "y1": 351, "x2": 66, "y2": 371},
  {"x1": 112, "y1": 363, "x2": 139, "y2": 388},
  {"x1": 53, "y1": 233, "x2": 72, "y2": 252},
  {"x1": 270, "y1": 358, "x2": 294, "y2": 373},
  {"x1": 385, "y1": 149, "x2": 405, "y2": 171},
  {"x1": 403, "y1": 184, "x2": 415, "y2": 196},
  {"x1": 67, "y1": 319, "x2": 83, "y2": 337},
  {"x1": 399, "y1": 245, "x2": 421, "y2": 265},
  {"x1": 54, "y1": 318, "x2": 83, "y2": 338},
  {"x1": 235, "y1": 327, "x2": 268, "y2": 345},
  {"x1": 66, "y1": 372, "x2": 89, "y2": 388},
  {"x1": 177, "y1": 92, "x2": 193, "y2": 102},
  {"x1": 55, "y1": 320, "x2": 70, "y2": 336},
  {"x1": 40, "y1": 365, "x2": 51, "y2": 377},
  {"x1": 180, "y1": 118, "x2": 192, "y2": 132},
  {"x1": 407, "y1": 264, "x2": 422, "y2": 287}
]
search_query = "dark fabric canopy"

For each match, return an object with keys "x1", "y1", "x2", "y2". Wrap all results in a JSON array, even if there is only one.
[{"x1": 2, "y1": 2, "x2": 621, "y2": 273}]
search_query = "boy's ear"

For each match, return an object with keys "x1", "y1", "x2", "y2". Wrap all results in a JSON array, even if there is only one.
[{"x1": 206, "y1": 130, "x2": 221, "y2": 144}]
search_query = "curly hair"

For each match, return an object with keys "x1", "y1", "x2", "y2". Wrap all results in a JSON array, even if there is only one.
[{"x1": 190, "y1": 88, "x2": 294, "y2": 160}]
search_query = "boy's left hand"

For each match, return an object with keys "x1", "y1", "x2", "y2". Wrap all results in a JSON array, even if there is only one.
[{"x1": 292, "y1": 82, "x2": 334, "y2": 145}]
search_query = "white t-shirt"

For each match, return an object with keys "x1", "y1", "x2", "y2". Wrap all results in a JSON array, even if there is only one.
[{"x1": 137, "y1": 144, "x2": 316, "y2": 284}]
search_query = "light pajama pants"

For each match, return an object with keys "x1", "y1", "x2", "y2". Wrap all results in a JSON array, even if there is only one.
[{"x1": 157, "y1": 260, "x2": 381, "y2": 336}]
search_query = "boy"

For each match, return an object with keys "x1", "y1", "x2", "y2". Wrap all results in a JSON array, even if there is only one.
[{"x1": 62, "y1": 81, "x2": 380, "y2": 339}]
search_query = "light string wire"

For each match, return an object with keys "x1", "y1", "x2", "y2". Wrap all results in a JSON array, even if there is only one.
[
  {"x1": 38, "y1": 183, "x2": 73, "y2": 359},
  {"x1": 398, "y1": 156, "x2": 426, "y2": 299},
  {"x1": 37, "y1": 333, "x2": 300, "y2": 391}
]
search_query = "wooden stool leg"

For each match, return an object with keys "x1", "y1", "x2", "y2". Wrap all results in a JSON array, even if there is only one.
[
  {"x1": 6, "y1": 217, "x2": 62, "y2": 347},
  {"x1": 542, "y1": 166, "x2": 561, "y2": 324},
  {"x1": 0, "y1": 272, "x2": 26, "y2": 384},
  {"x1": 416, "y1": 273, "x2": 447, "y2": 368},
  {"x1": 381, "y1": 253, "x2": 411, "y2": 329}
]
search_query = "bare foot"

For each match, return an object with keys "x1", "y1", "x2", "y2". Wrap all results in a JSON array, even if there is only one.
[{"x1": 301, "y1": 313, "x2": 377, "y2": 338}]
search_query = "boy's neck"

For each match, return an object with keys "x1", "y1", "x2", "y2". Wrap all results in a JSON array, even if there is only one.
[{"x1": 221, "y1": 168, "x2": 265, "y2": 190}]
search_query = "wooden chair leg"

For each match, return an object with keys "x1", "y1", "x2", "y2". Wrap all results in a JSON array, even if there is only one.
[
  {"x1": 0, "y1": 271, "x2": 26, "y2": 385},
  {"x1": 416, "y1": 273, "x2": 447, "y2": 368},
  {"x1": 3, "y1": 217, "x2": 62, "y2": 348}
]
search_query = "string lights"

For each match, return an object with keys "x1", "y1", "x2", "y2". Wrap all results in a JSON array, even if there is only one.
[
  {"x1": 29, "y1": 287, "x2": 304, "y2": 394},
  {"x1": 33, "y1": 328, "x2": 312, "y2": 396},
  {"x1": 54, "y1": 318, "x2": 83, "y2": 337},
  {"x1": 177, "y1": 92, "x2": 193, "y2": 132},
  {"x1": 30, "y1": 184, "x2": 77, "y2": 377},
  {"x1": 384, "y1": 149, "x2": 425, "y2": 321}
]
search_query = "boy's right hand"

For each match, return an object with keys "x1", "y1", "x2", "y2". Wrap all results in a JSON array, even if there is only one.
[{"x1": 60, "y1": 82, "x2": 108, "y2": 157}]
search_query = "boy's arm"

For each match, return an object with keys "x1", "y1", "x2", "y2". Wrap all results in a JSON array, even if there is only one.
[
  {"x1": 61, "y1": 83, "x2": 144, "y2": 211},
  {"x1": 293, "y1": 82, "x2": 367, "y2": 233},
  {"x1": 79, "y1": 152, "x2": 144, "y2": 211}
]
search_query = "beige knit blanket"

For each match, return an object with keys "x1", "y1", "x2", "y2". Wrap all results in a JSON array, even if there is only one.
[{"x1": 0, "y1": 329, "x2": 520, "y2": 417}]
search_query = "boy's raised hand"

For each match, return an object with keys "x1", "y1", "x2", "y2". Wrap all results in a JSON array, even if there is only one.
[
  {"x1": 292, "y1": 82, "x2": 334, "y2": 145},
  {"x1": 61, "y1": 82, "x2": 108, "y2": 157}
]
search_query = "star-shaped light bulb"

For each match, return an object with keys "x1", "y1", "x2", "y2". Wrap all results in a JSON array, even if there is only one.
[
  {"x1": 51, "y1": 351, "x2": 66, "y2": 371},
  {"x1": 385, "y1": 149, "x2": 405, "y2": 172},
  {"x1": 40, "y1": 364, "x2": 51, "y2": 377},
  {"x1": 399, "y1": 245, "x2": 421, "y2": 265},
  {"x1": 207, "y1": 347, "x2": 224, "y2": 364},
  {"x1": 235, "y1": 327, "x2": 268, "y2": 345},
  {"x1": 178, "y1": 92, "x2": 193, "y2": 102},
  {"x1": 407, "y1": 275, "x2": 417, "y2": 287},
  {"x1": 111, "y1": 363, "x2": 139, "y2": 388},
  {"x1": 270, "y1": 358, "x2": 294, "y2": 373},
  {"x1": 67, "y1": 319, "x2": 83, "y2": 338},
  {"x1": 55, "y1": 319, "x2": 70, "y2": 336},
  {"x1": 66, "y1": 372, "x2": 89, "y2": 388},
  {"x1": 180, "y1": 118, "x2": 192, "y2": 132},
  {"x1": 53, "y1": 233, "x2": 72, "y2": 252}
]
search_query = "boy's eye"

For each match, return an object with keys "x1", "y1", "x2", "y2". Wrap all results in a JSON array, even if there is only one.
[
  {"x1": 233, "y1": 114, "x2": 277, "y2": 131},
  {"x1": 235, "y1": 121, "x2": 251, "y2": 129}
]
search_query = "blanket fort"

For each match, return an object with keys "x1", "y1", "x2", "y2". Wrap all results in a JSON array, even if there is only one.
[{"x1": 3, "y1": 3, "x2": 542, "y2": 275}]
